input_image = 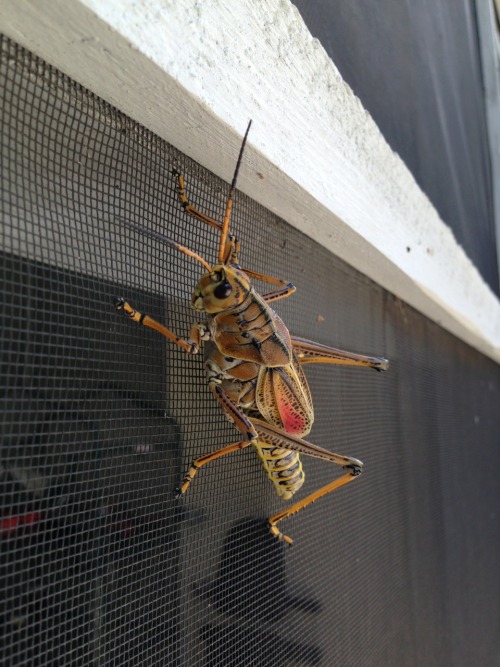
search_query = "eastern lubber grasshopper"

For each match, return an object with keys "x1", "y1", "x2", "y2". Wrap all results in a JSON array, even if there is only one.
[{"x1": 115, "y1": 121, "x2": 388, "y2": 544}]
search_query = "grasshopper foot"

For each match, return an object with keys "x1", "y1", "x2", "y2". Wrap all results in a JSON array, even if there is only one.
[
  {"x1": 113, "y1": 296, "x2": 126, "y2": 310},
  {"x1": 269, "y1": 522, "x2": 294, "y2": 546}
]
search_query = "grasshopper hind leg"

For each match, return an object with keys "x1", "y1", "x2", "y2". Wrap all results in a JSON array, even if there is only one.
[
  {"x1": 251, "y1": 418, "x2": 363, "y2": 545},
  {"x1": 268, "y1": 465, "x2": 362, "y2": 545}
]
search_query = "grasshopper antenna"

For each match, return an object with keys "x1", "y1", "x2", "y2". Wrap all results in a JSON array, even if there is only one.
[
  {"x1": 119, "y1": 219, "x2": 212, "y2": 273},
  {"x1": 219, "y1": 120, "x2": 252, "y2": 264}
]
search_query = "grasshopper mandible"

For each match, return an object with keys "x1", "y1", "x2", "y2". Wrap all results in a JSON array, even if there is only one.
[{"x1": 114, "y1": 121, "x2": 388, "y2": 544}]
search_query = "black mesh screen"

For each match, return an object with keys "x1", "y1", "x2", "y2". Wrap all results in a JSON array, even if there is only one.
[{"x1": 1, "y1": 36, "x2": 499, "y2": 667}]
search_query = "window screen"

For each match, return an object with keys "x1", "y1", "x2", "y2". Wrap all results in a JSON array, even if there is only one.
[{"x1": 1, "y1": 35, "x2": 499, "y2": 666}]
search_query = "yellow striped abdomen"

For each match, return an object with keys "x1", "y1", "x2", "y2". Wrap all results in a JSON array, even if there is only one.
[{"x1": 253, "y1": 443, "x2": 305, "y2": 500}]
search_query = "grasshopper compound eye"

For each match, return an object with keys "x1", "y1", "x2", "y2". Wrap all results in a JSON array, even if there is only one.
[{"x1": 214, "y1": 281, "x2": 232, "y2": 299}]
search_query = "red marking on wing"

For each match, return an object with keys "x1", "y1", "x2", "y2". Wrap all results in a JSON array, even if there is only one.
[
  {"x1": 274, "y1": 368, "x2": 312, "y2": 437},
  {"x1": 256, "y1": 362, "x2": 313, "y2": 438},
  {"x1": 279, "y1": 405, "x2": 308, "y2": 435}
]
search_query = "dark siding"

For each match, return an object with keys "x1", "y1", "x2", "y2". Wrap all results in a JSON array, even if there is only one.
[{"x1": 293, "y1": 0, "x2": 499, "y2": 294}]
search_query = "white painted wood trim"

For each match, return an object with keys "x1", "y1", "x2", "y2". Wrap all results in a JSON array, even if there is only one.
[{"x1": 2, "y1": 0, "x2": 500, "y2": 363}]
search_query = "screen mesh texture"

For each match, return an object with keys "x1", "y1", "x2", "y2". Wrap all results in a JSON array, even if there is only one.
[{"x1": 1, "y1": 36, "x2": 499, "y2": 667}]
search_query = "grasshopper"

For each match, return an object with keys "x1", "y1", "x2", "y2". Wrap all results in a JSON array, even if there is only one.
[{"x1": 115, "y1": 121, "x2": 388, "y2": 543}]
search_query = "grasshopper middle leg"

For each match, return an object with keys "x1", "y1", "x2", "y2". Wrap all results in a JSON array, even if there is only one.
[{"x1": 174, "y1": 439, "x2": 252, "y2": 498}]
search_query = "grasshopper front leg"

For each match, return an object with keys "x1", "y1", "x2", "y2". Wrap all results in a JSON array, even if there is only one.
[
  {"x1": 114, "y1": 297, "x2": 203, "y2": 354},
  {"x1": 172, "y1": 169, "x2": 241, "y2": 266}
]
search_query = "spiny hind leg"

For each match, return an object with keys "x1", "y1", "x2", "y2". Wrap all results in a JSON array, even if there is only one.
[
  {"x1": 268, "y1": 470, "x2": 361, "y2": 545},
  {"x1": 251, "y1": 418, "x2": 363, "y2": 545},
  {"x1": 292, "y1": 336, "x2": 389, "y2": 372},
  {"x1": 174, "y1": 439, "x2": 252, "y2": 497}
]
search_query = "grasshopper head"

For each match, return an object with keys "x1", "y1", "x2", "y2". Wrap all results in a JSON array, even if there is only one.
[{"x1": 192, "y1": 265, "x2": 251, "y2": 314}]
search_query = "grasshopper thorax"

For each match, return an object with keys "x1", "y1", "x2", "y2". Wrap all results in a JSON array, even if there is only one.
[{"x1": 192, "y1": 264, "x2": 252, "y2": 314}]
